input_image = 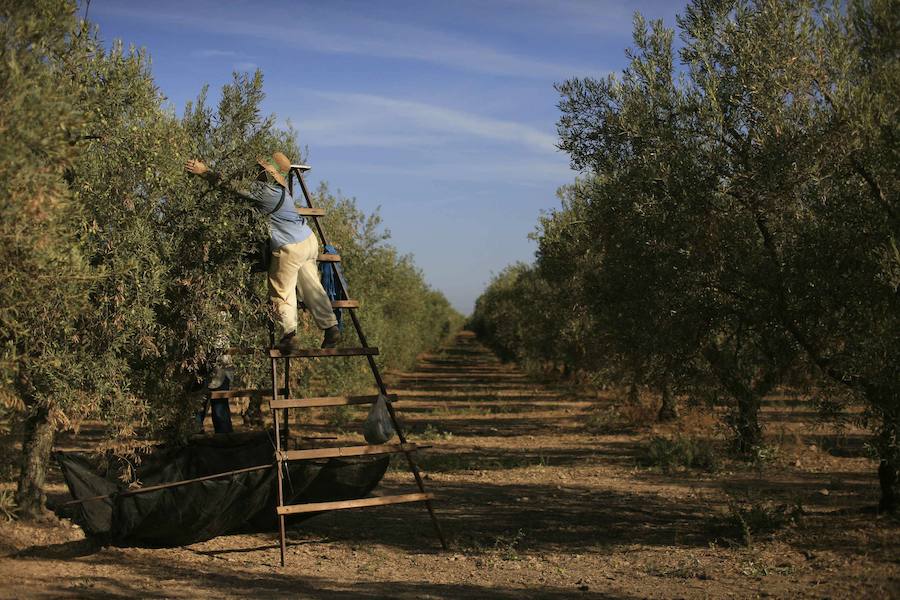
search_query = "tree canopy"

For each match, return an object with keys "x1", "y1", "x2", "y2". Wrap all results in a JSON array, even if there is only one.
[
  {"x1": 471, "y1": 0, "x2": 899, "y2": 510},
  {"x1": 0, "y1": 0, "x2": 461, "y2": 518}
]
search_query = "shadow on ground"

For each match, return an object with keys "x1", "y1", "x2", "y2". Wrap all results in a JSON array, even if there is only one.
[
  {"x1": 13, "y1": 557, "x2": 631, "y2": 600},
  {"x1": 29, "y1": 330, "x2": 893, "y2": 595}
]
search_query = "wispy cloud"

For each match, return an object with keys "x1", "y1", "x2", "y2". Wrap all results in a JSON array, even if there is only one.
[
  {"x1": 287, "y1": 91, "x2": 571, "y2": 185},
  {"x1": 349, "y1": 158, "x2": 573, "y2": 186},
  {"x1": 293, "y1": 91, "x2": 558, "y2": 154},
  {"x1": 500, "y1": 0, "x2": 639, "y2": 33},
  {"x1": 190, "y1": 49, "x2": 240, "y2": 59},
  {"x1": 188, "y1": 49, "x2": 256, "y2": 72},
  {"x1": 440, "y1": 0, "x2": 639, "y2": 36},
  {"x1": 94, "y1": 3, "x2": 602, "y2": 80}
]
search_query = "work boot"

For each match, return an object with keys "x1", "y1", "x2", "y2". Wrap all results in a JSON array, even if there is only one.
[
  {"x1": 277, "y1": 331, "x2": 302, "y2": 355},
  {"x1": 321, "y1": 325, "x2": 342, "y2": 349}
]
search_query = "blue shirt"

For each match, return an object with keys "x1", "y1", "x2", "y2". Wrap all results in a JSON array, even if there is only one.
[{"x1": 240, "y1": 173, "x2": 313, "y2": 250}]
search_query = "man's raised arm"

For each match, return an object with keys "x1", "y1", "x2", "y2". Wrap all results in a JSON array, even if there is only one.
[{"x1": 184, "y1": 159, "x2": 251, "y2": 199}]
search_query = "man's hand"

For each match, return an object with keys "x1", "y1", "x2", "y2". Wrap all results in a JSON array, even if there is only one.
[{"x1": 185, "y1": 159, "x2": 209, "y2": 176}]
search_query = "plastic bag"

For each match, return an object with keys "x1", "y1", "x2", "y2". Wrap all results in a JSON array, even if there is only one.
[{"x1": 363, "y1": 393, "x2": 396, "y2": 444}]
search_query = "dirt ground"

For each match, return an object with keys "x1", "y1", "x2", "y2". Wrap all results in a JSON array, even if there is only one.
[{"x1": 1, "y1": 331, "x2": 898, "y2": 599}]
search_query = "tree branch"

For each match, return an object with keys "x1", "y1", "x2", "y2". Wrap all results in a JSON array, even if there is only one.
[
  {"x1": 849, "y1": 153, "x2": 898, "y2": 225},
  {"x1": 752, "y1": 207, "x2": 870, "y2": 393}
]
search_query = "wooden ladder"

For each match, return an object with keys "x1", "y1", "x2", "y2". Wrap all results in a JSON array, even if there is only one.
[{"x1": 264, "y1": 164, "x2": 447, "y2": 566}]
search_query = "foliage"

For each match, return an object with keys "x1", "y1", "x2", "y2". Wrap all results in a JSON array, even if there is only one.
[
  {"x1": 1, "y1": 0, "x2": 101, "y2": 516},
  {"x1": 583, "y1": 403, "x2": 658, "y2": 434},
  {"x1": 469, "y1": 263, "x2": 536, "y2": 363},
  {"x1": 0, "y1": 0, "x2": 460, "y2": 516},
  {"x1": 413, "y1": 424, "x2": 453, "y2": 441},
  {"x1": 471, "y1": 0, "x2": 898, "y2": 509},
  {"x1": 0, "y1": 490, "x2": 17, "y2": 522},
  {"x1": 725, "y1": 495, "x2": 803, "y2": 548},
  {"x1": 640, "y1": 435, "x2": 720, "y2": 473}
]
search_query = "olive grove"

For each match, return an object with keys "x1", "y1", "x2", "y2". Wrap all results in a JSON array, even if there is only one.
[
  {"x1": 0, "y1": 0, "x2": 460, "y2": 519},
  {"x1": 470, "y1": 0, "x2": 898, "y2": 510}
]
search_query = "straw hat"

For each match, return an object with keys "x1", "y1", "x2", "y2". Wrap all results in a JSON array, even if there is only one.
[{"x1": 257, "y1": 151, "x2": 291, "y2": 187}]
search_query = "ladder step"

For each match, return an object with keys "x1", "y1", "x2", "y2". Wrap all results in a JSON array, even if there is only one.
[
  {"x1": 209, "y1": 387, "x2": 287, "y2": 400},
  {"x1": 277, "y1": 493, "x2": 434, "y2": 516},
  {"x1": 317, "y1": 254, "x2": 341, "y2": 263},
  {"x1": 297, "y1": 207, "x2": 325, "y2": 217},
  {"x1": 299, "y1": 299, "x2": 359, "y2": 309},
  {"x1": 290, "y1": 164, "x2": 311, "y2": 172},
  {"x1": 270, "y1": 393, "x2": 396, "y2": 410},
  {"x1": 269, "y1": 347, "x2": 378, "y2": 359},
  {"x1": 278, "y1": 442, "x2": 419, "y2": 462}
]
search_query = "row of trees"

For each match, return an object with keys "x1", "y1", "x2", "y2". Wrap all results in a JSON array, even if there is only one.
[
  {"x1": 0, "y1": 0, "x2": 460, "y2": 519},
  {"x1": 470, "y1": 0, "x2": 898, "y2": 510}
]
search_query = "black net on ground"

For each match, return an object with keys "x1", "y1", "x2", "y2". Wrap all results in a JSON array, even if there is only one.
[{"x1": 55, "y1": 432, "x2": 389, "y2": 547}]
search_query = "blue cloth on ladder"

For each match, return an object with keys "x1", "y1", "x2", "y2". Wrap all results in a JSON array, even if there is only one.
[{"x1": 319, "y1": 243, "x2": 346, "y2": 330}]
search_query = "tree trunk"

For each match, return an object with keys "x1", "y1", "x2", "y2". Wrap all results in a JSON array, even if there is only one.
[
  {"x1": 879, "y1": 458, "x2": 897, "y2": 513},
  {"x1": 628, "y1": 381, "x2": 640, "y2": 404},
  {"x1": 703, "y1": 345, "x2": 764, "y2": 454},
  {"x1": 657, "y1": 382, "x2": 679, "y2": 422},
  {"x1": 16, "y1": 405, "x2": 56, "y2": 521},
  {"x1": 243, "y1": 395, "x2": 264, "y2": 428},
  {"x1": 873, "y1": 396, "x2": 899, "y2": 513},
  {"x1": 733, "y1": 388, "x2": 762, "y2": 453}
]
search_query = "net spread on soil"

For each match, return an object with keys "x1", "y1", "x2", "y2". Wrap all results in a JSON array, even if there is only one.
[{"x1": 55, "y1": 432, "x2": 389, "y2": 546}]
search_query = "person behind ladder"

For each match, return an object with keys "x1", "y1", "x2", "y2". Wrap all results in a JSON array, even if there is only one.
[{"x1": 184, "y1": 152, "x2": 342, "y2": 352}]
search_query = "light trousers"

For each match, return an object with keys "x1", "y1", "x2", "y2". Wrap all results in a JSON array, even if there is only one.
[{"x1": 268, "y1": 234, "x2": 338, "y2": 334}]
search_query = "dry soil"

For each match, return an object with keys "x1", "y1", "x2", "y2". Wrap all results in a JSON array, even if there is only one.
[{"x1": 0, "y1": 331, "x2": 898, "y2": 599}]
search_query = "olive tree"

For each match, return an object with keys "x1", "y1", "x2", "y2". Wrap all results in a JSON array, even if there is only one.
[
  {"x1": 0, "y1": 0, "x2": 97, "y2": 519},
  {"x1": 678, "y1": 0, "x2": 898, "y2": 509},
  {"x1": 557, "y1": 12, "x2": 798, "y2": 442},
  {"x1": 0, "y1": 0, "x2": 468, "y2": 520},
  {"x1": 1, "y1": 1, "x2": 295, "y2": 514},
  {"x1": 477, "y1": 2, "x2": 896, "y2": 492}
]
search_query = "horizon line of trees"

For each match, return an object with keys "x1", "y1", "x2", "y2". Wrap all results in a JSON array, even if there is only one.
[
  {"x1": 0, "y1": 0, "x2": 461, "y2": 520},
  {"x1": 470, "y1": 0, "x2": 898, "y2": 511}
]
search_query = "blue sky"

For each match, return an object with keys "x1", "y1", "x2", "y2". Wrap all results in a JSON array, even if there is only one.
[{"x1": 87, "y1": 0, "x2": 682, "y2": 314}]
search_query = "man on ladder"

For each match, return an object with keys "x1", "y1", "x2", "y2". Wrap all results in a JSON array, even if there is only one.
[{"x1": 185, "y1": 152, "x2": 341, "y2": 352}]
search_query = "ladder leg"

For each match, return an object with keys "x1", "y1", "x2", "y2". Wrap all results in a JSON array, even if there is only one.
[
  {"x1": 293, "y1": 166, "x2": 447, "y2": 550},
  {"x1": 348, "y1": 309, "x2": 447, "y2": 549},
  {"x1": 267, "y1": 320, "x2": 276, "y2": 349},
  {"x1": 283, "y1": 357, "x2": 291, "y2": 445},
  {"x1": 278, "y1": 512, "x2": 287, "y2": 567},
  {"x1": 347, "y1": 309, "x2": 386, "y2": 391},
  {"x1": 271, "y1": 358, "x2": 287, "y2": 566},
  {"x1": 384, "y1": 397, "x2": 448, "y2": 550}
]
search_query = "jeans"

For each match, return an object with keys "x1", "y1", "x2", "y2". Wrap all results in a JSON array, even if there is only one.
[{"x1": 196, "y1": 375, "x2": 234, "y2": 434}]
